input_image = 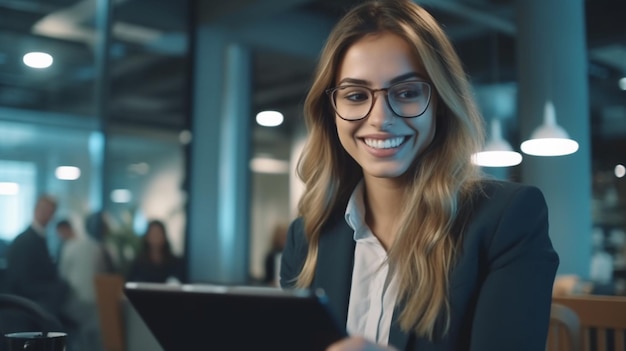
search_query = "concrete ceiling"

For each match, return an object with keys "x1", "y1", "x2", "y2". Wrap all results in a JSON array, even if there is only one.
[{"x1": 0, "y1": 0, "x2": 624, "y2": 171}]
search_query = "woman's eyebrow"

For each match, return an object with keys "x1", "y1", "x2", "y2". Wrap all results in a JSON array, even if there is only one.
[
  {"x1": 389, "y1": 72, "x2": 424, "y2": 84},
  {"x1": 337, "y1": 77, "x2": 369, "y2": 86},
  {"x1": 336, "y1": 72, "x2": 426, "y2": 86}
]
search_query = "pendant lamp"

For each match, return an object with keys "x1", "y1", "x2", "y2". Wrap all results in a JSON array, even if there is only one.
[
  {"x1": 472, "y1": 118, "x2": 523, "y2": 167},
  {"x1": 520, "y1": 100, "x2": 579, "y2": 156}
]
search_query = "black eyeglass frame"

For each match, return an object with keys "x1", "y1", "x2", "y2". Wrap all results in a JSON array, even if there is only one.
[{"x1": 325, "y1": 80, "x2": 433, "y2": 121}]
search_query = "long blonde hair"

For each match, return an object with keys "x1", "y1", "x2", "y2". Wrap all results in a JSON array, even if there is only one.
[{"x1": 295, "y1": 0, "x2": 485, "y2": 340}]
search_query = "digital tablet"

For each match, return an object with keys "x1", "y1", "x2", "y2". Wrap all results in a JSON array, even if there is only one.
[{"x1": 123, "y1": 282, "x2": 347, "y2": 351}]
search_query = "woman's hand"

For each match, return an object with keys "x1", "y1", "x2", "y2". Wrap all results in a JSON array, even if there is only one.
[{"x1": 326, "y1": 337, "x2": 399, "y2": 351}]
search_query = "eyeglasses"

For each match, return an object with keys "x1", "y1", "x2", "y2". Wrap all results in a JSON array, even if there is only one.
[{"x1": 326, "y1": 80, "x2": 432, "y2": 121}]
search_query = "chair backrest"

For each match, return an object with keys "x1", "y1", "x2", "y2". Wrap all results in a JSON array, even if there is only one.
[
  {"x1": 553, "y1": 295, "x2": 626, "y2": 351},
  {"x1": 94, "y1": 274, "x2": 126, "y2": 351},
  {"x1": 547, "y1": 303, "x2": 581, "y2": 351},
  {"x1": 0, "y1": 294, "x2": 65, "y2": 351},
  {"x1": 0, "y1": 294, "x2": 64, "y2": 331}
]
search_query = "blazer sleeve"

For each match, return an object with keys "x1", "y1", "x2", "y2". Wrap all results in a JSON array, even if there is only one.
[
  {"x1": 280, "y1": 217, "x2": 308, "y2": 289},
  {"x1": 469, "y1": 185, "x2": 559, "y2": 351}
]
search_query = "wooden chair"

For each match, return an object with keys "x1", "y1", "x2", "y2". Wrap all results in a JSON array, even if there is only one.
[
  {"x1": 553, "y1": 295, "x2": 626, "y2": 351},
  {"x1": 547, "y1": 303, "x2": 581, "y2": 351},
  {"x1": 94, "y1": 274, "x2": 126, "y2": 351}
]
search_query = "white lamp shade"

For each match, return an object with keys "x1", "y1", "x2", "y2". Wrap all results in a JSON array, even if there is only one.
[
  {"x1": 520, "y1": 138, "x2": 579, "y2": 156},
  {"x1": 472, "y1": 150, "x2": 523, "y2": 167},
  {"x1": 472, "y1": 119, "x2": 523, "y2": 167},
  {"x1": 520, "y1": 101, "x2": 579, "y2": 156}
]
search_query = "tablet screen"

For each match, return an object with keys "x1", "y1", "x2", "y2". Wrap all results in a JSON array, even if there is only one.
[{"x1": 124, "y1": 282, "x2": 347, "y2": 351}]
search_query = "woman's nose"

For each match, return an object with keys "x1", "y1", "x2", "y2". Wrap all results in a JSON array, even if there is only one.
[{"x1": 368, "y1": 93, "x2": 395, "y2": 128}]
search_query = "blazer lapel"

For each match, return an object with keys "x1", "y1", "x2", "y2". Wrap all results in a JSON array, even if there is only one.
[
  {"x1": 314, "y1": 219, "x2": 355, "y2": 326},
  {"x1": 389, "y1": 304, "x2": 411, "y2": 350}
]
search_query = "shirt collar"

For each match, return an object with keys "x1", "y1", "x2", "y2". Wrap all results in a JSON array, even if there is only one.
[{"x1": 344, "y1": 181, "x2": 371, "y2": 241}]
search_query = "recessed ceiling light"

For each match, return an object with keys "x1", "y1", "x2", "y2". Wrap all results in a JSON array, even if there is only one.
[
  {"x1": 128, "y1": 162, "x2": 150, "y2": 175},
  {"x1": 55, "y1": 166, "x2": 81, "y2": 180},
  {"x1": 618, "y1": 77, "x2": 626, "y2": 91},
  {"x1": 256, "y1": 110, "x2": 283, "y2": 127},
  {"x1": 111, "y1": 189, "x2": 132, "y2": 203},
  {"x1": 179, "y1": 130, "x2": 192, "y2": 144},
  {"x1": 249, "y1": 157, "x2": 289, "y2": 174},
  {"x1": 23, "y1": 52, "x2": 53, "y2": 69},
  {"x1": 0, "y1": 182, "x2": 19, "y2": 195}
]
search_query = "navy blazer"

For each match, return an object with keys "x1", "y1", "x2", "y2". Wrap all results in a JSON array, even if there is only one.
[{"x1": 281, "y1": 180, "x2": 559, "y2": 351}]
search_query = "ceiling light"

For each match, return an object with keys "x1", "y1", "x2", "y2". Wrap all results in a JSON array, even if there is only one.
[
  {"x1": 55, "y1": 166, "x2": 81, "y2": 180},
  {"x1": 179, "y1": 130, "x2": 192, "y2": 144},
  {"x1": 256, "y1": 110, "x2": 283, "y2": 127},
  {"x1": 618, "y1": 77, "x2": 626, "y2": 91},
  {"x1": 127, "y1": 162, "x2": 150, "y2": 175},
  {"x1": 615, "y1": 164, "x2": 625, "y2": 178},
  {"x1": 249, "y1": 157, "x2": 289, "y2": 174},
  {"x1": 472, "y1": 119, "x2": 522, "y2": 167},
  {"x1": 520, "y1": 100, "x2": 579, "y2": 156},
  {"x1": 23, "y1": 52, "x2": 53, "y2": 69},
  {"x1": 0, "y1": 182, "x2": 19, "y2": 195},
  {"x1": 111, "y1": 189, "x2": 132, "y2": 203}
]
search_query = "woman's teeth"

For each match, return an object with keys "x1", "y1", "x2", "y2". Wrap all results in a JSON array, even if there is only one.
[{"x1": 364, "y1": 136, "x2": 405, "y2": 149}]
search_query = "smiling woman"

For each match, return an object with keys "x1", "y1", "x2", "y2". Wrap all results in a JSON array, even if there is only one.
[{"x1": 280, "y1": 1, "x2": 559, "y2": 351}]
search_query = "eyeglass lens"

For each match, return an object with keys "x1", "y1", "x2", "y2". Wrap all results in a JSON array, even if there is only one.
[{"x1": 331, "y1": 81, "x2": 431, "y2": 120}]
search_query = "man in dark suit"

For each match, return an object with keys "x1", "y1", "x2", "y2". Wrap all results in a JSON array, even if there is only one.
[{"x1": 4, "y1": 194, "x2": 70, "y2": 326}]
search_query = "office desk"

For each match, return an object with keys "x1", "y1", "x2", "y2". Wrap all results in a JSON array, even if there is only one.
[{"x1": 123, "y1": 299, "x2": 163, "y2": 351}]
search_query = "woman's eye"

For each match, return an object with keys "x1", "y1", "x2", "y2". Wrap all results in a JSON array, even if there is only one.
[
  {"x1": 340, "y1": 89, "x2": 369, "y2": 102},
  {"x1": 394, "y1": 88, "x2": 420, "y2": 100}
]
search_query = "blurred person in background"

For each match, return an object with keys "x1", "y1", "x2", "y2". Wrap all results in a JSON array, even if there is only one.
[
  {"x1": 86, "y1": 210, "x2": 141, "y2": 276},
  {"x1": 0, "y1": 239, "x2": 7, "y2": 293},
  {"x1": 55, "y1": 218, "x2": 106, "y2": 351},
  {"x1": 0, "y1": 239, "x2": 8, "y2": 263},
  {"x1": 57, "y1": 218, "x2": 108, "y2": 301},
  {"x1": 4, "y1": 195, "x2": 70, "y2": 324},
  {"x1": 85, "y1": 211, "x2": 117, "y2": 274},
  {"x1": 264, "y1": 223, "x2": 288, "y2": 286},
  {"x1": 127, "y1": 219, "x2": 183, "y2": 284},
  {"x1": 3, "y1": 196, "x2": 83, "y2": 351}
]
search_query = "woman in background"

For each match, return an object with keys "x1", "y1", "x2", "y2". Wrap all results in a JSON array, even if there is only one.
[
  {"x1": 127, "y1": 220, "x2": 183, "y2": 284},
  {"x1": 280, "y1": 1, "x2": 559, "y2": 350}
]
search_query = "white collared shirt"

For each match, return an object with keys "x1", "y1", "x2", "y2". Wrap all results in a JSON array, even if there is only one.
[{"x1": 345, "y1": 181, "x2": 399, "y2": 346}]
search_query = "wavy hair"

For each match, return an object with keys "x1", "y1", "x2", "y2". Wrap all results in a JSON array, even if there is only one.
[{"x1": 295, "y1": 0, "x2": 485, "y2": 340}]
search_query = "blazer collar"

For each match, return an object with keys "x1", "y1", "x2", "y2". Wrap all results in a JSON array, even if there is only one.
[
  {"x1": 314, "y1": 218, "x2": 411, "y2": 350},
  {"x1": 314, "y1": 219, "x2": 354, "y2": 325}
]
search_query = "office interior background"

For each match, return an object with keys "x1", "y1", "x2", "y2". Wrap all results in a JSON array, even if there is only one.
[{"x1": 0, "y1": 0, "x2": 624, "y2": 286}]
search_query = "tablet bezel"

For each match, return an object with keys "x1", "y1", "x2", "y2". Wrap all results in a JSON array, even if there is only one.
[{"x1": 123, "y1": 282, "x2": 347, "y2": 351}]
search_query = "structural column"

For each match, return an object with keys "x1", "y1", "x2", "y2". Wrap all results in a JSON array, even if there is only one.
[
  {"x1": 91, "y1": 0, "x2": 113, "y2": 213},
  {"x1": 516, "y1": 0, "x2": 592, "y2": 276},
  {"x1": 187, "y1": 26, "x2": 252, "y2": 284}
]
